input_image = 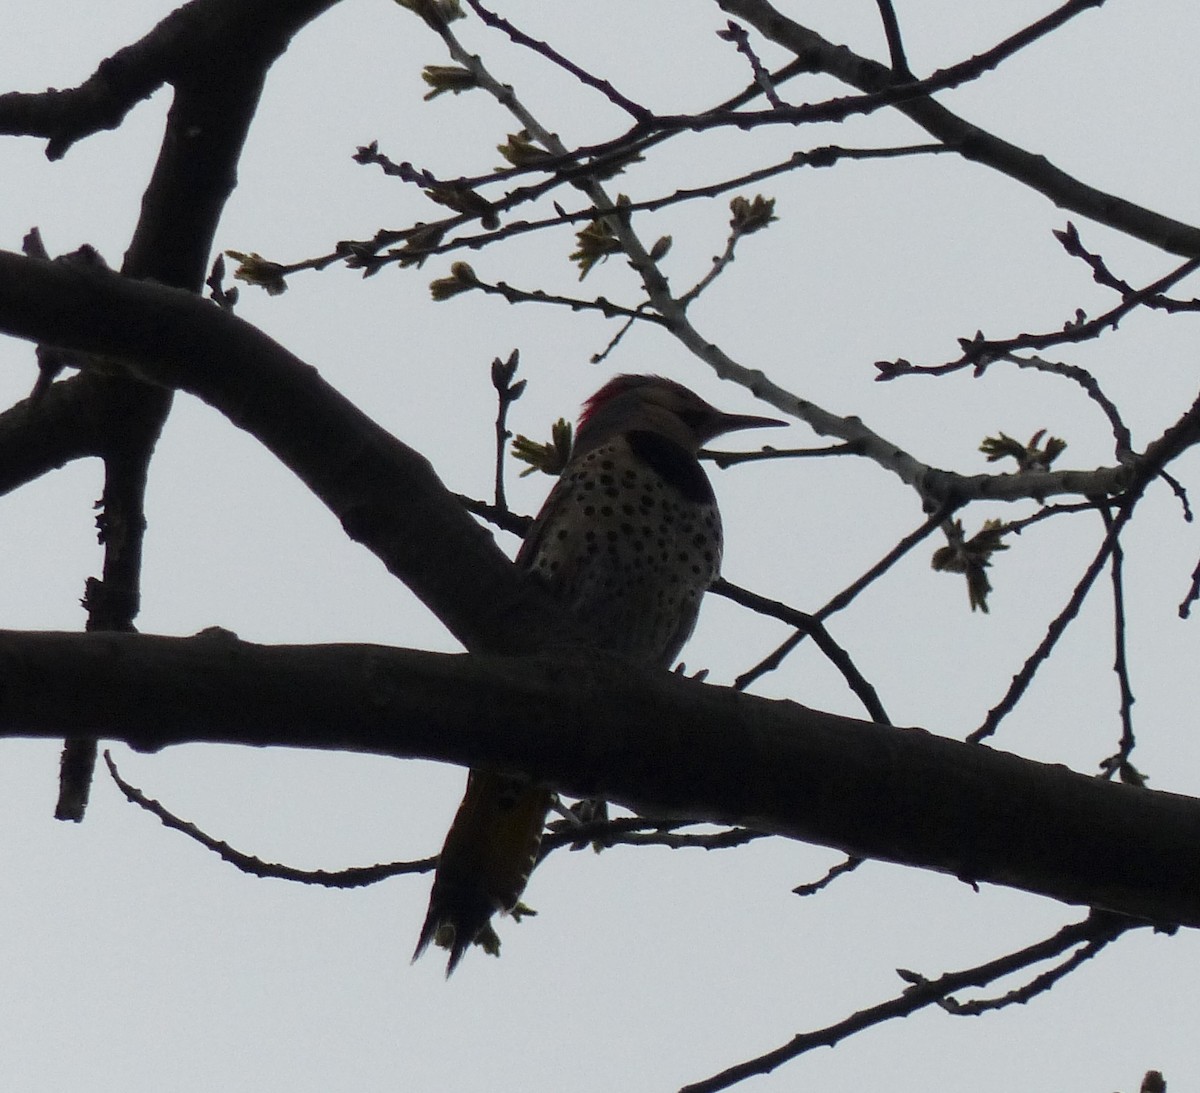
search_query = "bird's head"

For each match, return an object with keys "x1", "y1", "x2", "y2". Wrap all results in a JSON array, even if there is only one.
[{"x1": 576, "y1": 374, "x2": 785, "y2": 454}]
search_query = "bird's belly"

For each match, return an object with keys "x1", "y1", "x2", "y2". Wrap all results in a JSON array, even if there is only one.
[{"x1": 535, "y1": 507, "x2": 721, "y2": 665}]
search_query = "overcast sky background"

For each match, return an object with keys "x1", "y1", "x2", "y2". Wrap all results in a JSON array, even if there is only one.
[{"x1": 2, "y1": 2, "x2": 1200, "y2": 1091}]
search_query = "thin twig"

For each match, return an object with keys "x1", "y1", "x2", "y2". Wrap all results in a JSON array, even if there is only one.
[
  {"x1": 590, "y1": 311, "x2": 639, "y2": 364},
  {"x1": 678, "y1": 226, "x2": 743, "y2": 309},
  {"x1": 410, "y1": 143, "x2": 946, "y2": 271},
  {"x1": 873, "y1": 0, "x2": 912, "y2": 77},
  {"x1": 455, "y1": 493, "x2": 531, "y2": 538},
  {"x1": 935, "y1": 925, "x2": 1125, "y2": 1015},
  {"x1": 103, "y1": 751, "x2": 434, "y2": 886},
  {"x1": 969, "y1": 495, "x2": 1140, "y2": 743},
  {"x1": 878, "y1": 250, "x2": 1200, "y2": 404},
  {"x1": 736, "y1": 502, "x2": 956, "y2": 689},
  {"x1": 1179, "y1": 555, "x2": 1200, "y2": 619},
  {"x1": 791, "y1": 855, "x2": 863, "y2": 896},
  {"x1": 490, "y1": 349, "x2": 524, "y2": 511},
  {"x1": 999, "y1": 352, "x2": 1132, "y2": 456},
  {"x1": 1000, "y1": 498, "x2": 1108, "y2": 536},
  {"x1": 1096, "y1": 508, "x2": 1139, "y2": 782},
  {"x1": 539, "y1": 815, "x2": 766, "y2": 862},
  {"x1": 1159, "y1": 469, "x2": 1192, "y2": 522},
  {"x1": 704, "y1": 441, "x2": 861, "y2": 468},
  {"x1": 462, "y1": 0, "x2": 651, "y2": 120},
  {"x1": 471, "y1": 274, "x2": 665, "y2": 322},
  {"x1": 680, "y1": 910, "x2": 1139, "y2": 1093},
  {"x1": 269, "y1": 141, "x2": 948, "y2": 284},
  {"x1": 715, "y1": 578, "x2": 891, "y2": 724},
  {"x1": 717, "y1": 21, "x2": 786, "y2": 108}
]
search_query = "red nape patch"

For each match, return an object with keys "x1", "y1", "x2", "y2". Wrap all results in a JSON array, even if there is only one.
[{"x1": 578, "y1": 374, "x2": 690, "y2": 426}]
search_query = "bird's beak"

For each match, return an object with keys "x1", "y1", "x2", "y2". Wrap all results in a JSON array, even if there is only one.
[{"x1": 712, "y1": 410, "x2": 788, "y2": 437}]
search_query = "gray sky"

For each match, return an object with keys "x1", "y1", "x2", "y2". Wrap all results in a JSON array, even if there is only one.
[{"x1": 2, "y1": 2, "x2": 1199, "y2": 1090}]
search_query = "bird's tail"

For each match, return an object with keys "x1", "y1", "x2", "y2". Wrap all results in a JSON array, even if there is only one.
[{"x1": 413, "y1": 770, "x2": 553, "y2": 976}]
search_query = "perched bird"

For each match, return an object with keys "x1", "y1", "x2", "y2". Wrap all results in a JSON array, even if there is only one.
[{"x1": 414, "y1": 374, "x2": 785, "y2": 974}]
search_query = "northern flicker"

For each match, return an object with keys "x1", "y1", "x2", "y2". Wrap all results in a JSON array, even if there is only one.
[{"x1": 413, "y1": 374, "x2": 784, "y2": 973}]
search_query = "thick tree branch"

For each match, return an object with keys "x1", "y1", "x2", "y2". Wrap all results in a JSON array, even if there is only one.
[
  {"x1": 0, "y1": 250, "x2": 575, "y2": 656},
  {"x1": 0, "y1": 0, "x2": 345, "y2": 499},
  {"x1": 2, "y1": 629, "x2": 1199, "y2": 928},
  {"x1": 0, "y1": 0, "x2": 340, "y2": 159},
  {"x1": 13, "y1": 0, "x2": 346, "y2": 820},
  {"x1": 0, "y1": 371, "x2": 111, "y2": 493},
  {"x1": 716, "y1": 0, "x2": 1200, "y2": 258}
]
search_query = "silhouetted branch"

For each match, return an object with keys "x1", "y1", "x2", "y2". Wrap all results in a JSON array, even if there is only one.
[
  {"x1": 466, "y1": 273, "x2": 665, "y2": 321},
  {"x1": 462, "y1": 0, "x2": 650, "y2": 120},
  {"x1": 1097, "y1": 510, "x2": 1140, "y2": 784},
  {"x1": 791, "y1": 855, "x2": 863, "y2": 896},
  {"x1": 5, "y1": 630, "x2": 1200, "y2": 928},
  {"x1": 970, "y1": 503, "x2": 1137, "y2": 743},
  {"x1": 971, "y1": 389, "x2": 1200, "y2": 741},
  {"x1": 104, "y1": 750, "x2": 434, "y2": 886},
  {"x1": 337, "y1": 142, "x2": 946, "y2": 277},
  {"x1": 877, "y1": 243, "x2": 1200, "y2": 413},
  {"x1": 998, "y1": 353, "x2": 1132, "y2": 455},
  {"x1": 1159, "y1": 470, "x2": 1192, "y2": 522},
  {"x1": 489, "y1": 349, "x2": 524, "y2": 512},
  {"x1": 682, "y1": 910, "x2": 1140, "y2": 1093},
  {"x1": 873, "y1": 0, "x2": 912, "y2": 77},
  {"x1": 737, "y1": 502, "x2": 954, "y2": 689},
  {"x1": 718, "y1": 0, "x2": 1200, "y2": 258},
  {"x1": 541, "y1": 816, "x2": 767, "y2": 860},
  {"x1": 0, "y1": 250, "x2": 579, "y2": 659},
  {"x1": 704, "y1": 442, "x2": 861, "y2": 468},
  {"x1": 1178, "y1": 556, "x2": 1200, "y2": 619},
  {"x1": 933, "y1": 912, "x2": 1129, "y2": 1015},
  {"x1": 1000, "y1": 499, "x2": 1108, "y2": 536},
  {"x1": 717, "y1": 21, "x2": 787, "y2": 108},
  {"x1": 715, "y1": 578, "x2": 891, "y2": 724}
]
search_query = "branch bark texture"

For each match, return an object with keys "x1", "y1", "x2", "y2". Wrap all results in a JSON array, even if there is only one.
[
  {"x1": 2, "y1": 629, "x2": 1197, "y2": 929},
  {"x1": 717, "y1": 0, "x2": 1200, "y2": 258},
  {"x1": 0, "y1": 250, "x2": 579, "y2": 656}
]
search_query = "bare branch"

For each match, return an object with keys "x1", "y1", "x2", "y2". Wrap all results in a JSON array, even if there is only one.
[
  {"x1": 703, "y1": 442, "x2": 861, "y2": 468},
  {"x1": 714, "y1": 578, "x2": 891, "y2": 724},
  {"x1": 323, "y1": 141, "x2": 950, "y2": 278},
  {"x1": 970, "y1": 389, "x2": 1200, "y2": 740},
  {"x1": 970, "y1": 504, "x2": 1135, "y2": 743},
  {"x1": 873, "y1": 0, "x2": 912, "y2": 78},
  {"x1": 716, "y1": 22, "x2": 786, "y2": 108},
  {"x1": 791, "y1": 855, "x2": 863, "y2": 896},
  {"x1": 540, "y1": 816, "x2": 768, "y2": 860},
  {"x1": 1179, "y1": 556, "x2": 1200, "y2": 620},
  {"x1": 489, "y1": 349, "x2": 524, "y2": 512},
  {"x1": 0, "y1": 0, "x2": 340, "y2": 155},
  {"x1": 717, "y1": 0, "x2": 1200, "y2": 260},
  {"x1": 682, "y1": 910, "x2": 1139, "y2": 1093},
  {"x1": 104, "y1": 751, "x2": 434, "y2": 886},
  {"x1": 1097, "y1": 510, "x2": 1141, "y2": 784},
  {"x1": 461, "y1": 0, "x2": 650, "y2": 120},
  {"x1": 935, "y1": 909, "x2": 1127, "y2": 1015},
  {"x1": 5, "y1": 630, "x2": 1200, "y2": 928},
  {"x1": 878, "y1": 246, "x2": 1200, "y2": 419},
  {"x1": 0, "y1": 250, "x2": 579, "y2": 658},
  {"x1": 465, "y1": 272, "x2": 664, "y2": 322},
  {"x1": 737, "y1": 502, "x2": 954, "y2": 688},
  {"x1": 997, "y1": 353, "x2": 1131, "y2": 457}
]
